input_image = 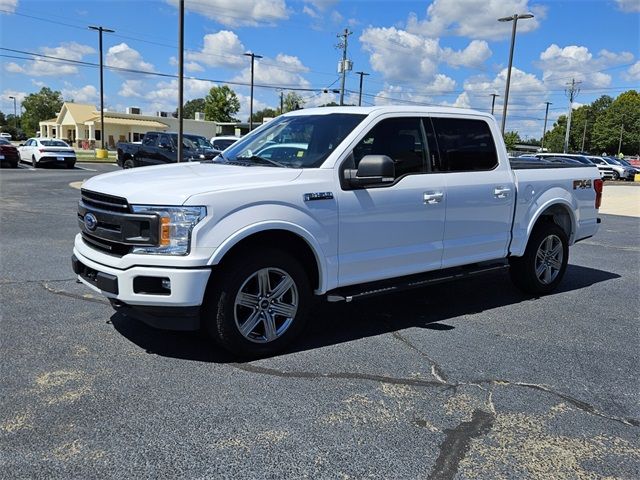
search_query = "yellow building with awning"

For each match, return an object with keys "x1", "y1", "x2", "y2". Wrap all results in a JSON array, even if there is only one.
[{"x1": 39, "y1": 102, "x2": 220, "y2": 149}]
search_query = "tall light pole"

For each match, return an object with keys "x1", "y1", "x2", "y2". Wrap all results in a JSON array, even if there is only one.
[
  {"x1": 355, "y1": 71, "x2": 369, "y2": 106},
  {"x1": 541, "y1": 101, "x2": 552, "y2": 150},
  {"x1": 89, "y1": 25, "x2": 114, "y2": 151},
  {"x1": 618, "y1": 116, "x2": 624, "y2": 155},
  {"x1": 244, "y1": 52, "x2": 262, "y2": 131},
  {"x1": 8, "y1": 96, "x2": 17, "y2": 129},
  {"x1": 498, "y1": 13, "x2": 534, "y2": 135},
  {"x1": 563, "y1": 78, "x2": 581, "y2": 153},
  {"x1": 177, "y1": 0, "x2": 184, "y2": 163},
  {"x1": 490, "y1": 93, "x2": 499, "y2": 115}
]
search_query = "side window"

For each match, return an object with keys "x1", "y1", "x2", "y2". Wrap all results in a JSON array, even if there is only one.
[
  {"x1": 351, "y1": 117, "x2": 426, "y2": 178},
  {"x1": 159, "y1": 134, "x2": 171, "y2": 147},
  {"x1": 142, "y1": 133, "x2": 157, "y2": 146},
  {"x1": 431, "y1": 118, "x2": 498, "y2": 172}
]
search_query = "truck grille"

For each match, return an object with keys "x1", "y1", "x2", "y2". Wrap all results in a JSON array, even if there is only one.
[
  {"x1": 81, "y1": 189, "x2": 129, "y2": 213},
  {"x1": 79, "y1": 189, "x2": 158, "y2": 257}
]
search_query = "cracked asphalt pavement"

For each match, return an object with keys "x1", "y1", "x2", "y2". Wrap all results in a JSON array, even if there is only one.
[{"x1": 1, "y1": 164, "x2": 639, "y2": 479}]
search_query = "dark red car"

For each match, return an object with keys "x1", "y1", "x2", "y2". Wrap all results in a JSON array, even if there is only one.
[{"x1": 0, "y1": 138, "x2": 19, "y2": 168}]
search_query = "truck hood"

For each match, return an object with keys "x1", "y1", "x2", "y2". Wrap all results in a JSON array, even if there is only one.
[{"x1": 82, "y1": 162, "x2": 303, "y2": 205}]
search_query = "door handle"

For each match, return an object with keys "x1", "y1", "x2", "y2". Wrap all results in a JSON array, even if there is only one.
[
  {"x1": 493, "y1": 186, "x2": 511, "y2": 199},
  {"x1": 423, "y1": 191, "x2": 444, "y2": 204}
]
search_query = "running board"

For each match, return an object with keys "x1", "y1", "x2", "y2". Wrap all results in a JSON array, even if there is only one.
[{"x1": 326, "y1": 261, "x2": 509, "y2": 303}]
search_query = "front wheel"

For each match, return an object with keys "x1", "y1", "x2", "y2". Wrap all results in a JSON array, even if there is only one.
[
  {"x1": 123, "y1": 159, "x2": 135, "y2": 169},
  {"x1": 510, "y1": 222, "x2": 569, "y2": 295},
  {"x1": 611, "y1": 171, "x2": 620, "y2": 181},
  {"x1": 203, "y1": 248, "x2": 311, "y2": 357}
]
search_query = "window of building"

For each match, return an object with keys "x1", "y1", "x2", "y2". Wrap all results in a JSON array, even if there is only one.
[{"x1": 430, "y1": 118, "x2": 498, "y2": 172}]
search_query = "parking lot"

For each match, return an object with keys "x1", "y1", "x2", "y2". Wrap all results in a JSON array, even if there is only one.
[{"x1": 1, "y1": 163, "x2": 639, "y2": 478}]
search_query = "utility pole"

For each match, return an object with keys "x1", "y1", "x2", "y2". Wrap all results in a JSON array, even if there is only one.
[
  {"x1": 581, "y1": 118, "x2": 588, "y2": 152},
  {"x1": 8, "y1": 96, "x2": 17, "y2": 128},
  {"x1": 563, "y1": 78, "x2": 581, "y2": 153},
  {"x1": 177, "y1": 0, "x2": 184, "y2": 163},
  {"x1": 490, "y1": 93, "x2": 499, "y2": 115},
  {"x1": 336, "y1": 28, "x2": 352, "y2": 106},
  {"x1": 618, "y1": 116, "x2": 624, "y2": 155},
  {"x1": 244, "y1": 52, "x2": 263, "y2": 131},
  {"x1": 280, "y1": 90, "x2": 284, "y2": 114},
  {"x1": 89, "y1": 25, "x2": 115, "y2": 152},
  {"x1": 355, "y1": 71, "x2": 369, "y2": 106},
  {"x1": 541, "y1": 101, "x2": 552, "y2": 150}
]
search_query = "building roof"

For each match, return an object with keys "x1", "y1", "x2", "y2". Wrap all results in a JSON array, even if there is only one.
[
  {"x1": 56, "y1": 102, "x2": 97, "y2": 124},
  {"x1": 84, "y1": 116, "x2": 169, "y2": 128}
]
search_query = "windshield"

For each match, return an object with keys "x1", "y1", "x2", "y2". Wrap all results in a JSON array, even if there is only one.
[
  {"x1": 168, "y1": 134, "x2": 197, "y2": 149},
  {"x1": 41, "y1": 140, "x2": 68, "y2": 147},
  {"x1": 184, "y1": 135, "x2": 212, "y2": 149},
  {"x1": 602, "y1": 157, "x2": 620, "y2": 165},
  {"x1": 221, "y1": 113, "x2": 366, "y2": 168}
]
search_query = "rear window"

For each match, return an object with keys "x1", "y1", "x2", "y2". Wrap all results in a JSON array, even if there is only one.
[
  {"x1": 0, "y1": 139, "x2": 10, "y2": 145},
  {"x1": 40, "y1": 140, "x2": 68, "y2": 147},
  {"x1": 431, "y1": 118, "x2": 498, "y2": 172}
]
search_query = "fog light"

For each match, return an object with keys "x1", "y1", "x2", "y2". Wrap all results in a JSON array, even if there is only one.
[{"x1": 161, "y1": 278, "x2": 171, "y2": 290}]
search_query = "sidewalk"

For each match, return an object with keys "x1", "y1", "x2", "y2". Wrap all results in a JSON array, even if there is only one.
[{"x1": 599, "y1": 183, "x2": 640, "y2": 218}]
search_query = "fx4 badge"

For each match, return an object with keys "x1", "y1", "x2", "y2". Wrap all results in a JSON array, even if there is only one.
[{"x1": 573, "y1": 179, "x2": 592, "y2": 190}]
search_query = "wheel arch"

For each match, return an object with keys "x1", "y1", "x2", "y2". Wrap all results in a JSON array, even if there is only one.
[
  {"x1": 528, "y1": 200, "x2": 575, "y2": 245},
  {"x1": 208, "y1": 224, "x2": 326, "y2": 294}
]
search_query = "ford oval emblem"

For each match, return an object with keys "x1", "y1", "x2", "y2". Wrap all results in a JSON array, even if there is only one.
[{"x1": 84, "y1": 212, "x2": 98, "y2": 231}]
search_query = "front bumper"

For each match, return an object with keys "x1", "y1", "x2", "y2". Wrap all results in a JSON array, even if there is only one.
[{"x1": 72, "y1": 249, "x2": 211, "y2": 330}]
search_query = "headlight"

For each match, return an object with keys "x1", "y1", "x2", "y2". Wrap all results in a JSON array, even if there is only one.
[{"x1": 130, "y1": 205, "x2": 206, "y2": 255}]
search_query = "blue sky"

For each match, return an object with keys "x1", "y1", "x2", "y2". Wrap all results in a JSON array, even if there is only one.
[{"x1": 0, "y1": 0, "x2": 638, "y2": 138}]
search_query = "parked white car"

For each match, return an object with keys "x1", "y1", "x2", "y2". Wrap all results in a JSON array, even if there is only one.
[
  {"x1": 19, "y1": 138, "x2": 76, "y2": 169},
  {"x1": 0, "y1": 132, "x2": 12, "y2": 140},
  {"x1": 210, "y1": 136, "x2": 239, "y2": 152}
]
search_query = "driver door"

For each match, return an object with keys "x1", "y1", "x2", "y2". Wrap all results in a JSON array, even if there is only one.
[{"x1": 336, "y1": 116, "x2": 446, "y2": 287}]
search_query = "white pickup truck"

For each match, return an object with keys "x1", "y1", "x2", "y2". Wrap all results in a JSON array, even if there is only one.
[{"x1": 72, "y1": 106, "x2": 602, "y2": 356}]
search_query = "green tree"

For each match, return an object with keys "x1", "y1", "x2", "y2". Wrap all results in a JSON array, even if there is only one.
[
  {"x1": 591, "y1": 90, "x2": 640, "y2": 155},
  {"x1": 204, "y1": 86, "x2": 240, "y2": 122},
  {"x1": 542, "y1": 115, "x2": 567, "y2": 152},
  {"x1": 250, "y1": 107, "x2": 278, "y2": 123},
  {"x1": 503, "y1": 131, "x2": 521, "y2": 151},
  {"x1": 282, "y1": 92, "x2": 304, "y2": 113},
  {"x1": 174, "y1": 98, "x2": 206, "y2": 119},
  {"x1": 21, "y1": 87, "x2": 63, "y2": 137}
]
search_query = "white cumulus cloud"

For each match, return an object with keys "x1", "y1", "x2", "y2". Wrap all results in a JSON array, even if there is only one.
[
  {"x1": 106, "y1": 43, "x2": 155, "y2": 73},
  {"x1": 232, "y1": 54, "x2": 310, "y2": 89},
  {"x1": 615, "y1": 0, "x2": 640, "y2": 12},
  {"x1": 0, "y1": 0, "x2": 18, "y2": 14},
  {"x1": 166, "y1": 0, "x2": 289, "y2": 27},
  {"x1": 406, "y1": 0, "x2": 544, "y2": 41},
  {"x1": 623, "y1": 61, "x2": 640, "y2": 81},
  {"x1": 3, "y1": 42, "x2": 94, "y2": 76},
  {"x1": 62, "y1": 84, "x2": 99, "y2": 103},
  {"x1": 185, "y1": 31, "x2": 246, "y2": 70}
]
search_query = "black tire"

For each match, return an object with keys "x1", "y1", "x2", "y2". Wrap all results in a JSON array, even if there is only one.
[
  {"x1": 202, "y1": 248, "x2": 311, "y2": 357},
  {"x1": 509, "y1": 222, "x2": 569, "y2": 295},
  {"x1": 66, "y1": 161, "x2": 75, "y2": 169},
  {"x1": 11, "y1": 161, "x2": 18, "y2": 168},
  {"x1": 611, "y1": 171, "x2": 620, "y2": 181},
  {"x1": 32, "y1": 155, "x2": 39, "y2": 168},
  {"x1": 123, "y1": 159, "x2": 135, "y2": 169}
]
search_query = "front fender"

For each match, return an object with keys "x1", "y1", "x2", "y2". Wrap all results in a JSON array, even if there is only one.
[{"x1": 200, "y1": 204, "x2": 336, "y2": 294}]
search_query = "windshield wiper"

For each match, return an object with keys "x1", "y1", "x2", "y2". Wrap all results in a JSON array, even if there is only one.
[{"x1": 242, "y1": 155, "x2": 288, "y2": 168}]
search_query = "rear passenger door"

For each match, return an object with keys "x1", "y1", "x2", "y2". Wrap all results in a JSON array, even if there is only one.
[
  {"x1": 429, "y1": 116, "x2": 515, "y2": 267},
  {"x1": 139, "y1": 133, "x2": 159, "y2": 166}
]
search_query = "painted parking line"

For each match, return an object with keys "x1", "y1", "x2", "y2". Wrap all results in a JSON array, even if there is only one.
[{"x1": 73, "y1": 165, "x2": 97, "y2": 172}]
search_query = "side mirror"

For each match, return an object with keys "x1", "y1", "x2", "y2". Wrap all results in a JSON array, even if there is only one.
[
  {"x1": 159, "y1": 142, "x2": 172, "y2": 150},
  {"x1": 345, "y1": 155, "x2": 395, "y2": 188},
  {"x1": 19, "y1": 143, "x2": 25, "y2": 147}
]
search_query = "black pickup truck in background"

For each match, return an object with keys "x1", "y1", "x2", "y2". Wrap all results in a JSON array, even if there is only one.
[{"x1": 116, "y1": 132, "x2": 219, "y2": 168}]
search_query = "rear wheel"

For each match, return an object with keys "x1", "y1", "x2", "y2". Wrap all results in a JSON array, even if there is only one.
[
  {"x1": 510, "y1": 222, "x2": 569, "y2": 295},
  {"x1": 611, "y1": 170, "x2": 620, "y2": 180},
  {"x1": 65, "y1": 161, "x2": 75, "y2": 169},
  {"x1": 32, "y1": 155, "x2": 39, "y2": 168},
  {"x1": 203, "y1": 248, "x2": 311, "y2": 357},
  {"x1": 123, "y1": 159, "x2": 135, "y2": 169}
]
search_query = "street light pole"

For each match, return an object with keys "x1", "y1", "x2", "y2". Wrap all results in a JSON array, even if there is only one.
[
  {"x1": 498, "y1": 13, "x2": 534, "y2": 135},
  {"x1": 244, "y1": 52, "x2": 262, "y2": 131},
  {"x1": 8, "y1": 96, "x2": 17, "y2": 129},
  {"x1": 541, "y1": 101, "x2": 552, "y2": 150},
  {"x1": 355, "y1": 71, "x2": 369, "y2": 106},
  {"x1": 89, "y1": 25, "x2": 114, "y2": 151},
  {"x1": 177, "y1": 0, "x2": 184, "y2": 163}
]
